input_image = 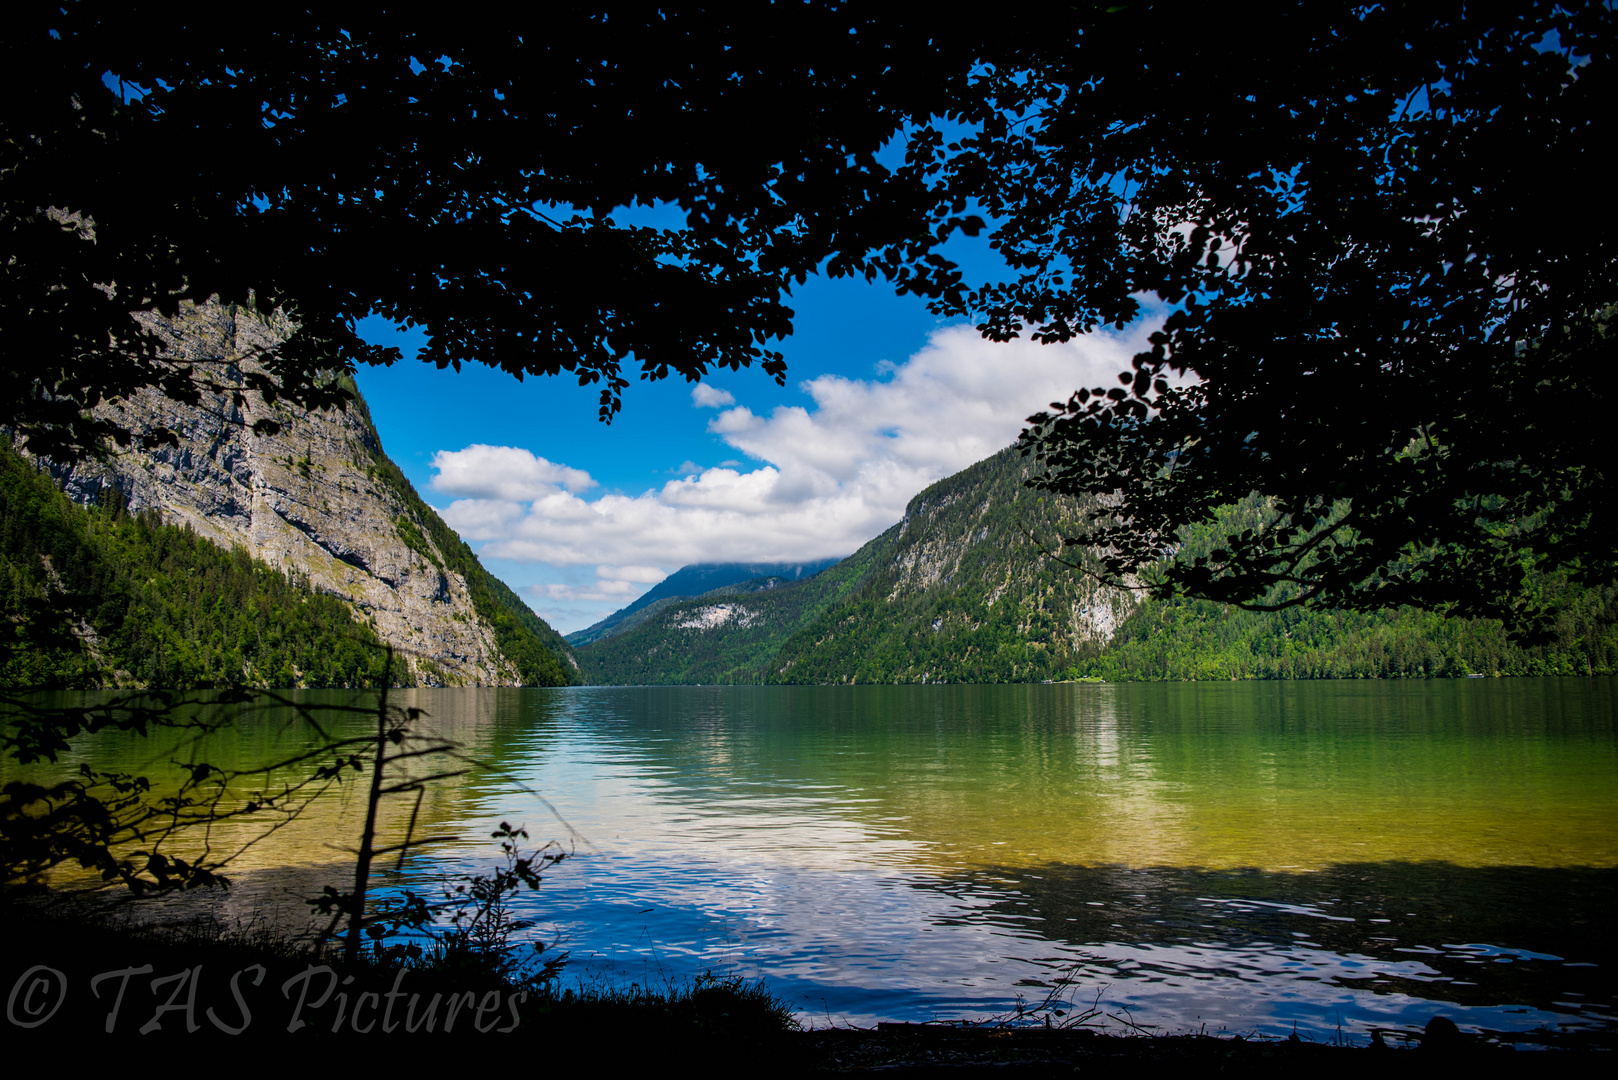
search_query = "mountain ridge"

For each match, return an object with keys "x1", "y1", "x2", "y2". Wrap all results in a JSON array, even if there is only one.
[
  {"x1": 565, "y1": 558, "x2": 844, "y2": 646},
  {"x1": 575, "y1": 446, "x2": 1618, "y2": 685}
]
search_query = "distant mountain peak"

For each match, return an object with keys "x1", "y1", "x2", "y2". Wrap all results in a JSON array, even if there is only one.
[{"x1": 564, "y1": 558, "x2": 844, "y2": 646}]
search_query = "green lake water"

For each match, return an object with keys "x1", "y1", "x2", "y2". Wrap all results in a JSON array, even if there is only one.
[{"x1": 7, "y1": 679, "x2": 1615, "y2": 1044}]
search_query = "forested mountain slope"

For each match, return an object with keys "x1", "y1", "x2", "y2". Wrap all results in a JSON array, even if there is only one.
[
  {"x1": 1093, "y1": 579, "x2": 1618, "y2": 680},
  {"x1": 768, "y1": 449, "x2": 1135, "y2": 684},
  {"x1": 1, "y1": 444, "x2": 393, "y2": 688},
  {"x1": 578, "y1": 447, "x2": 1617, "y2": 685},
  {"x1": 1083, "y1": 490, "x2": 1618, "y2": 680},
  {"x1": 5, "y1": 299, "x2": 573, "y2": 688}
]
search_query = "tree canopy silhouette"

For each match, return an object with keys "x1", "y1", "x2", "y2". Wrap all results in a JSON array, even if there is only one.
[
  {"x1": 4, "y1": 2, "x2": 1612, "y2": 626},
  {"x1": 975, "y1": 4, "x2": 1614, "y2": 631},
  {"x1": 2, "y1": 6, "x2": 986, "y2": 459}
]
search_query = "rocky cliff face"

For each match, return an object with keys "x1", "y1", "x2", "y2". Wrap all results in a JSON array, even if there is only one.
[
  {"x1": 767, "y1": 446, "x2": 1140, "y2": 683},
  {"x1": 41, "y1": 299, "x2": 568, "y2": 686},
  {"x1": 883, "y1": 458, "x2": 1138, "y2": 643}
]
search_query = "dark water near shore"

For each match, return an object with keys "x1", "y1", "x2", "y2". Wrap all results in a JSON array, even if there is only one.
[{"x1": 8, "y1": 680, "x2": 1615, "y2": 1045}]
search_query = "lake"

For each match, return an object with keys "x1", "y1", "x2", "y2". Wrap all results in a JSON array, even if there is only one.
[{"x1": 8, "y1": 679, "x2": 1615, "y2": 1046}]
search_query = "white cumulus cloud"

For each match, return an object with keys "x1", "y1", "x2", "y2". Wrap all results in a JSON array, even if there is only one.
[
  {"x1": 435, "y1": 320, "x2": 1160, "y2": 632},
  {"x1": 598, "y1": 565, "x2": 667, "y2": 584},
  {"x1": 690, "y1": 383, "x2": 736, "y2": 408},
  {"x1": 430, "y1": 444, "x2": 596, "y2": 501}
]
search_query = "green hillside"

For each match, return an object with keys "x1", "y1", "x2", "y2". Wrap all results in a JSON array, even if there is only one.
[
  {"x1": 1084, "y1": 490, "x2": 1618, "y2": 681},
  {"x1": 577, "y1": 447, "x2": 1618, "y2": 685},
  {"x1": 1089, "y1": 583, "x2": 1618, "y2": 681}
]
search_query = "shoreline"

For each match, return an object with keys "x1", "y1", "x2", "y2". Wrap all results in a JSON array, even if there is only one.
[{"x1": 4, "y1": 893, "x2": 1603, "y2": 1068}]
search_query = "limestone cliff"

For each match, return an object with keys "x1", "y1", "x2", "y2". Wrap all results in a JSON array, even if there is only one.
[{"x1": 40, "y1": 299, "x2": 574, "y2": 686}]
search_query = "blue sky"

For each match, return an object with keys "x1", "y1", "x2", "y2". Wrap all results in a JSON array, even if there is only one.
[{"x1": 355, "y1": 210, "x2": 1156, "y2": 635}]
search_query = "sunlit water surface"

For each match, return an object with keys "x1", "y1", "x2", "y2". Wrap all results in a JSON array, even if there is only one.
[{"x1": 12, "y1": 680, "x2": 1615, "y2": 1046}]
